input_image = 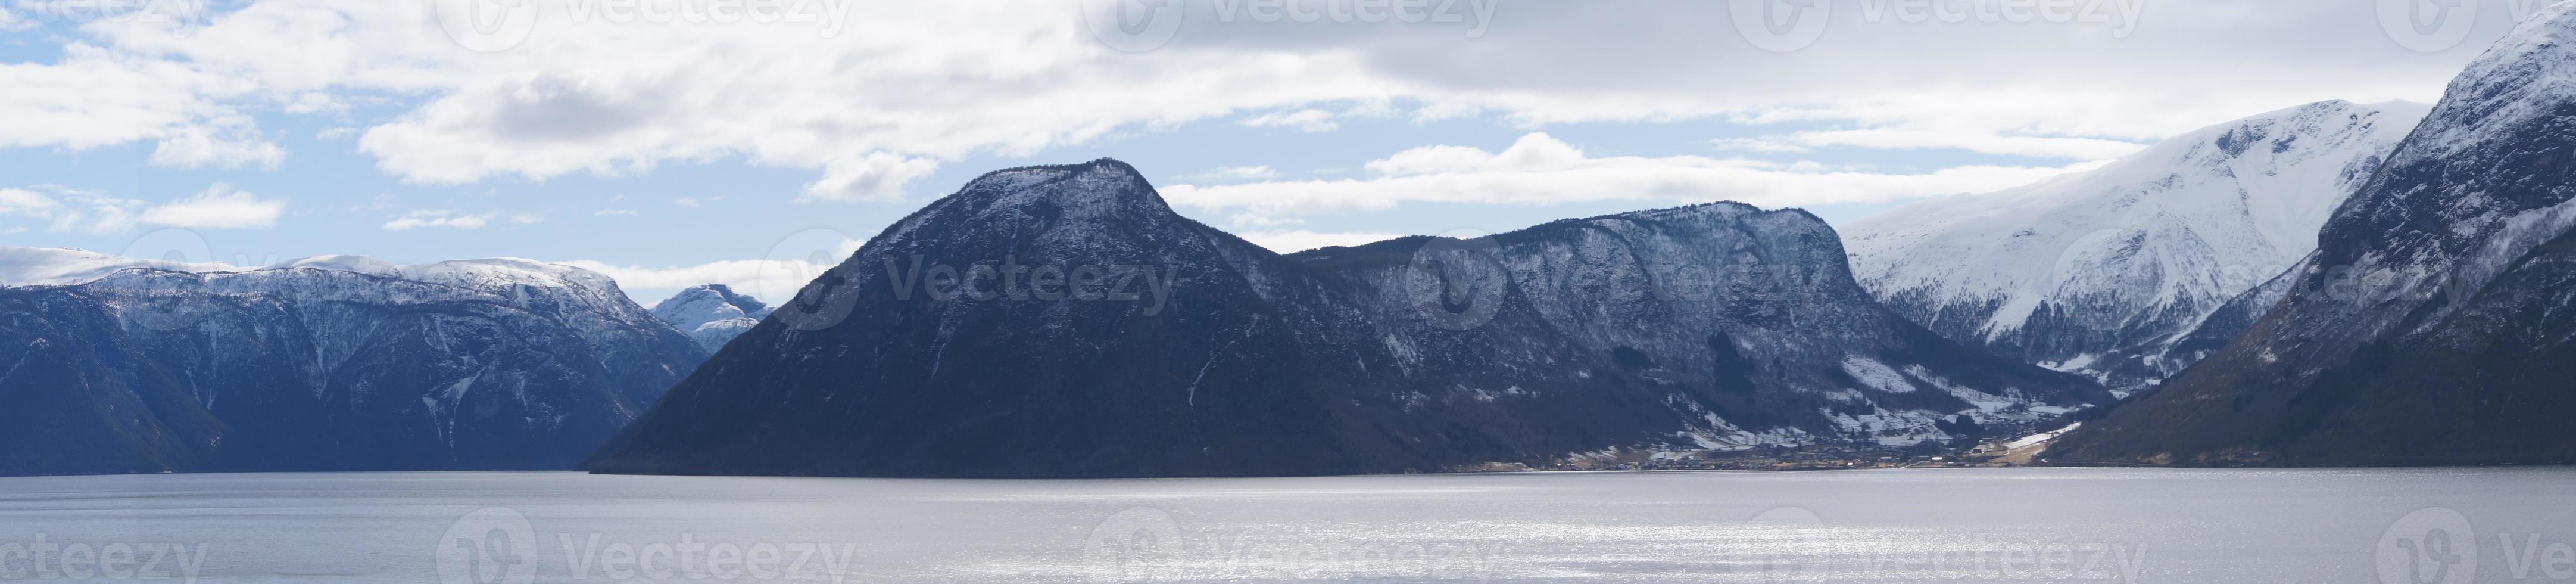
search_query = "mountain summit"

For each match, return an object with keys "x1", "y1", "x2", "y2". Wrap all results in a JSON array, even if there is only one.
[
  {"x1": 585, "y1": 160, "x2": 2107, "y2": 479},
  {"x1": 1843, "y1": 100, "x2": 2430, "y2": 392},
  {"x1": 652, "y1": 284, "x2": 775, "y2": 352}
]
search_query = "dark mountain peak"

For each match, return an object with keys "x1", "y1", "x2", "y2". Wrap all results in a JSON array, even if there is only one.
[
  {"x1": 913, "y1": 157, "x2": 1177, "y2": 233},
  {"x1": 952, "y1": 158, "x2": 1158, "y2": 206}
]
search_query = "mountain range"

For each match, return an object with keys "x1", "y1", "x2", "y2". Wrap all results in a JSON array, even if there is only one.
[
  {"x1": 14, "y1": 6, "x2": 2576, "y2": 477},
  {"x1": 0, "y1": 250, "x2": 704, "y2": 476},
  {"x1": 582, "y1": 159, "x2": 2111, "y2": 478},
  {"x1": 2053, "y1": 2, "x2": 2576, "y2": 466}
]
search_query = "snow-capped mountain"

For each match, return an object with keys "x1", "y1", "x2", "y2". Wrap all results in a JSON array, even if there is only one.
[
  {"x1": 586, "y1": 160, "x2": 2109, "y2": 479},
  {"x1": 651, "y1": 284, "x2": 774, "y2": 352},
  {"x1": 1842, "y1": 100, "x2": 2430, "y2": 392},
  {"x1": 0, "y1": 247, "x2": 241, "y2": 287},
  {"x1": 2057, "y1": 3, "x2": 2576, "y2": 466},
  {"x1": 0, "y1": 249, "x2": 707, "y2": 477}
]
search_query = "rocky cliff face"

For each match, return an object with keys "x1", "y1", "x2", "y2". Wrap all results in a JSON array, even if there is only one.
[
  {"x1": 2054, "y1": 4, "x2": 2576, "y2": 466},
  {"x1": 1844, "y1": 100, "x2": 2428, "y2": 393},
  {"x1": 587, "y1": 159, "x2": 2108, "y2": 479},
  {"x1": 0, "y1": 251, "x2": 706, "y2": 476}
]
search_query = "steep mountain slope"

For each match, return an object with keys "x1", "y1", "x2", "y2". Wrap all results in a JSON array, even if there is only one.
[
  {"x1": 0, "y1": 251, "x2": 707, "y2": 476},
  {"x1": 1843, "y1": 100, "x2": 2429, "y2": 392},
  {"x1": 2054, "y1": 4, "x2": 2576, "y2": 466},
  {"x1": 587, "y1": 160, "x2": 2108, "y2": 479},
  {"x1": 0, "y1": 288, "x2": 227, "y2": 476},
  {"x1": 651, "y1": 284, "x2": 774, "y2": 352}
]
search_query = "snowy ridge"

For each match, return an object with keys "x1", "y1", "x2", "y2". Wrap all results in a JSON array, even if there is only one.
[
  {"x1": 650, "y1": 284, "x2": 775, "y2": 352},
  {"x1": 2410, "y1": 0, "x2": 2576, "y2": 161},
  {"x1": 0, "y1": 247, "x2": 241, "y2": 287},
  {"x1": 1842, "y1": 100, "x2": 2429, "y2": 390},
  {"x1": 0, "y1": 246, "x2": 710, "y2": 475}
]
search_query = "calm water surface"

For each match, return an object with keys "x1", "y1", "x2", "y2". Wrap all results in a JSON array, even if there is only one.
[{"x1": 0, "y1": 467, "x2": 2569, "y2": 583}]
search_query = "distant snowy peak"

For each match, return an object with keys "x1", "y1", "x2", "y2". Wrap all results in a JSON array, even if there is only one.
[
  {"x1": 1, "y1": 247, "x2": 626, "y2": 298},
  {"x1": 0, "y1": 247, "x2": 240, "y2": 287},
  {"x1": 651, "y1": 284, "x2": 775, "y2": 352},
  {"x1": 1841, "y1": 99, "x2": 2430, "y2": 388}
]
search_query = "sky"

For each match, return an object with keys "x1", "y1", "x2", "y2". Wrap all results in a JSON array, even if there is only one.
[{"x1": 0, "y1": 0, "x2": 2552, "y2": 305}]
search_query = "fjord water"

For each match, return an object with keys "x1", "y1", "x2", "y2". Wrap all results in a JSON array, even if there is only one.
[{"x1": 1, "y1": 468, "x2": 2569, "y2": 583}]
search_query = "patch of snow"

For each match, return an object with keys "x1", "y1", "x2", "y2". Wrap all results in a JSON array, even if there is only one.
[{"x1": 1841, "y1": 356, "x2": 1916, "y2": 393}]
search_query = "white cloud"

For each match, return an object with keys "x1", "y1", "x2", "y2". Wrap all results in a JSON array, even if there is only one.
[
  {"x1": 509, "y1": 213, "x2": 544, "y2": 225},
  {"x1": 382, "y1": 210, "x2": 491, "y2": 231},
  {"x1": 1180, "y1": 165, "x2": 1281, "y2": 182},
  {"x1": 148, "y1": 115, "x2": 287, "y2": 169},
  {"x1": 1165, "y1": 133, "x2": 2098, "y2": 223},
  {"x1": 6, "y1": 187, "x2": 139, "y2": 234},
  {"x1": 593, "y1": 209, "x2": 638, "y2": 217},
  {"x1": 800, "y1": 153, "x2": 941, "y2": 202},
  {"x1": 1240, "y1": 109, "x2": 1340, "y2": 133},
  {"x1": 1234, "y1": 230, "x2": 1404, "y2": 254},
  {"x1": 558, "y1": 238, "x2": 863, "y2": 305},
  {"x1": 0, "y1": 8, "x2": 36, "y2": 33},
  {"x1": 138, "y1": 184, "x2": 287, "y2": 229},
  {"x1": 0, "y1": 188, "x2": 64, "y2": 216},
  {"x1": 673, "y1": 197, "x2": 700, "y2": 207},
  {"x1": 0, "y1": 44, "x2": 279, "y2": 166},
  {"x1": 2, "y1": 0, "x2": 2521, "y2": 203},
  {"x1": 1714, "y1": 129, "x2": 2148, "y2": 160},
  {"x1": 2, "y1": 184, "x2": 289, "y2": 233}
]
